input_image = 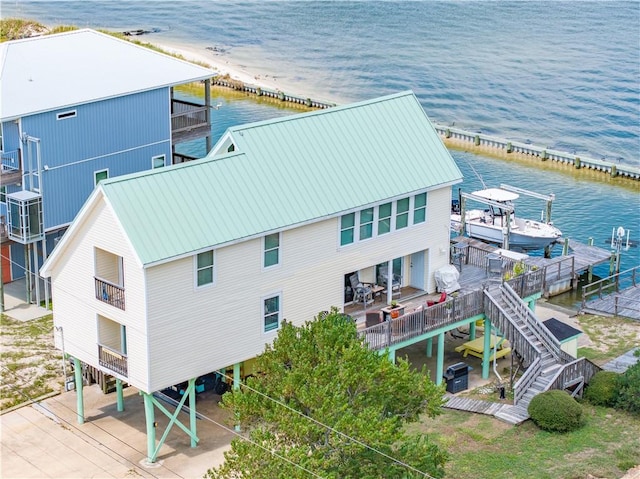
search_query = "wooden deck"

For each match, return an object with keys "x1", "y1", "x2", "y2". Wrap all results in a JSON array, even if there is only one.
[
  {"x1": 582, "y1": 285, "x2": 640, "y2": 320},
  {"x1": 581, "y1": 266, "x2": 640, "y2": 320}
]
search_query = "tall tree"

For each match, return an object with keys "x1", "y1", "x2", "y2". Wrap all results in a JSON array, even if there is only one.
[{"x1": 206, "y1": 309, "x2": 447, "y2": 479}]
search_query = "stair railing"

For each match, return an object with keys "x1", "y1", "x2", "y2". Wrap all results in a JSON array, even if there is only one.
[
  {"x1": 501, "y1": 283, "x2": 574, "y2": 364},
  {"x1": 543, "y1": 357, "x2": 602, "y2": 397}
]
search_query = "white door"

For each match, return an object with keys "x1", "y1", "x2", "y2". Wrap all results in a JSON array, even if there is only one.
[{"x1": 410, "y1": 250, "x2": 425, "y2": 290}]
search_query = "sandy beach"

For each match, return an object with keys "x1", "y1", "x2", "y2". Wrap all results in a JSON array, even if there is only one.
[{"x1": 148, "y1": 38, "x2": 312, "y2": 101}]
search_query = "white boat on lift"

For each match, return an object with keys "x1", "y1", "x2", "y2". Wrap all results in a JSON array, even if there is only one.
[{"x1": 451, "y1": 186, "x2": 563, "y2": 251}]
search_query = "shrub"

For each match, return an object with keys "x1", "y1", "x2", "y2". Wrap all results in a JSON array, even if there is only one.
[
  {"x1": 584, "y1": 370, "x2": 619, "y2": 407},
  {"x1": 528, "y1": 390, "x2": 584, "y2": 432},
  {"x1": 615, "y1": 358, "x2": 640, "y2": 415}
]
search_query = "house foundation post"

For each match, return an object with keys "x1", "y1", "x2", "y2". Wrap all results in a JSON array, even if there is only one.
[
  {"x1": 233, "y1": 362, "x2": 241, "y2": 432},
  {"x1": 142, "y1": 392, "x2": 156, "y2": 464},
  {"x1": 482, "y1": 319, "x2": 492, "y2": 379},
  {"x1": 387, "y1": 348, "x2": 396, "y2": 363},
  {"x1": 73, "y1": 357, "x2": 84, "y2": 424},
  {"x1": 116, "y1": 379, "x2": 124, "y2": 412},
  {"x1": 189, "y1": 379, "x2": 197, "y2": 448},
  {"x1": 469, "y1": 320, "x2": 476, "y2": 340},
  {"x1": 527, "y1": 298, "x2": 536, "y2": 312},
  {"x1": 426, "y1": 337, "x2": 433, "y2": 357},
  {"x1": 435, "y1": 332, "x2": 445, "y2": 385}
]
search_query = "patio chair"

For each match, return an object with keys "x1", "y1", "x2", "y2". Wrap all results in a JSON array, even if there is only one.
[
  {"x1": 427, "y1": 291, "x2": 447, "y2": 307},
  {"x1": 349, "y1": 274, "x2": 373, "y2": 308},
  {"x1": 378, "y1": 270, "x2": 401, "y2": 297}
]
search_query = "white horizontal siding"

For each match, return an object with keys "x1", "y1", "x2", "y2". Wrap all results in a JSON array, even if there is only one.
[
  {"x1": 144, "y1": 185, "x2": 453, "y2": 391},
  {"x1": 50, "y1": 198, "x2": 149, "y2": 390}
]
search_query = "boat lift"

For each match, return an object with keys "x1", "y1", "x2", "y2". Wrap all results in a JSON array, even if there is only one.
[{"x1": 458, "y1": 184, "x2": 556, "y2": 255}]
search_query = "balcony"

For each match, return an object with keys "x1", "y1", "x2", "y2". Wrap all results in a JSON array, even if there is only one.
[
  {"x1": 98, "y1": 344, "x2": 128, "y2": 376},
  {"x1": 1, "y1": 149, "x2": 22, "y2": 187},
  {"x1": 171, "y1": 99, "x2": 210, "y2": 144},
  {"x1": 95, "y1": 277, "x2": 126, "y2": 310}
]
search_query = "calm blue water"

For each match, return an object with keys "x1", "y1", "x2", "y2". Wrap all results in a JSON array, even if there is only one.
[{"x1": 5, "y1": 0, "x2": 640, "y2": 276}]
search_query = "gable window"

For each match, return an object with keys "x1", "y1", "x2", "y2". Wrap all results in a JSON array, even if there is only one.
[
  {"x1": 263, "y1": 294, "x2": 281, "y2": 332},
  {"x1": 359, "y1": 208, "x2": 374, "y2": 240},
  {"x1": 378, "y1": 203, "x2": 392, "y2": 235},
  {"x1": 196, "y1": 250, "x2": 214, "y2": 287},
  {"x1": 414, "y1": 193, "x2": 427, "y2": 224},
  {"x1": 264, "y1": 233, "x2": 280, "y2": 267},
  {"x1": 340, "y1": 213, "x2": 355, "y2": 246},
  {"x1": 227, "y1": 144, "x2": 235, "y2": 153},
  {"x1": 152, "y1": 155, "x2": 166, "y2": 169},
  {"x1": 94, "y1": 169, "x2": 109, "y2": 186},
  {"x1": 57, "y1": 110, "x2": 77, "y2": 120},
  {"x1": 396, "y1": 198, "x2": 410, "y2": 230}
]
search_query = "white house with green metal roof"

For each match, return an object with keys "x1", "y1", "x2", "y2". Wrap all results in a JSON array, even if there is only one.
[{"x1": 40, "y1": 91, "x2": 462, "y2": 463}]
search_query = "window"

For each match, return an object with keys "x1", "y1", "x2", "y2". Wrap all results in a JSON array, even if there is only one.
[
  {"x1": 414, "y1": 193, "x2": 427, "y2": 224},
  {"x1": 263, "y1": 295, "x2": 280, "y2": 332},
  {"x1": 0, "y1": 186, "x2": 5, "y2": 204},
  {"x1": 196, "y1": 250, "x2": 214, "y2": 287},
  {"x1": 264, "y1": 233, "x2": 280, "y2": 267},
  {"x1": 94, "y1": 169, "x2": 108, "y2": 186},
  {"x1": 57, "y1": 110, "x2": 77, "y2": 120},
  {"x1": 359, "y1": 208, "x2": 373, "y2": 240},
  {"x1": 227, "y1": 144, "x2": 235, "y2": 153},
  {"x1": 396, "y1": 198, "x2": 410, "y2": 230},
  {"x1": 378, "y1": 203, "x2": 392, "y2": 235},
  {"x1": 340, "y1": 213, "x2": 355, "y2": 246},
  {"x1": 152, "y1": 155, "x2": 166, "y2": 169}
]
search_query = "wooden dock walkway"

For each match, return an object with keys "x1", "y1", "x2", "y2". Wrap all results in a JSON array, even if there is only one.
[
  {"x1": 444, "y1": 395, "x2": 529, "y2": 425},
  {"x1": 580, "y1": 266, "x2": 640, "y2": 320},
  {"x1": 582, "y1": 285, "x2": 640, "y2": 320}
]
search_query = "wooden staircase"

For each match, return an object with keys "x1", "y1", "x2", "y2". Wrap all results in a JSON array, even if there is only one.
[{"x1": 480, "y1": 283, "x2": 600, "y2": 424}]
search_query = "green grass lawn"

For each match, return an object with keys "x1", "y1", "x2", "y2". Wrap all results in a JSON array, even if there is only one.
[{"x1": 410, "y1": 403, "x2": 639, "y2": 479}]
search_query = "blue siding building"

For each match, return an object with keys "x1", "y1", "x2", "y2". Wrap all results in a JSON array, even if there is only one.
[{"x1": 0, "y1": 29, "x2": 215, "y2": 301}]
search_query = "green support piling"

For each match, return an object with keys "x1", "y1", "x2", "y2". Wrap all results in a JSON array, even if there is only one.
[
  {"x1": 482, "y1": 319, "x2": 492, "y2": 379},
  {"x1": 233, "y1": 362, "x2": 241, "y2": 432},
  {"x1": 73, "y1": 358, "x2": 84, "y2": 424},
  {"x1": 435, "y1": 332, "x2": 445, "y2": 385},
  {"x1": 142, "y1": 392, "x2": 156, "y2": 464},
  {"x1": 426, "y1": 337, "x2": 433, "y2": 357},
  {"x1": 116, "y1": 379, "x2": 124, "y2": 412},
  {"x1": 469, "y1": 321, "x2": 476, "y2": 340},
  {"x1": 528, "y1": 298, "x2": 536, "y2": 312},
  {"x1": 387, "y1": 348, "x2": 396, "y2": 363},
  {"x1": 562, "y1": 238, "x2": 569, "y2": 256},
  {"x1": 189, "y1": 379, "x2": 197, "y2": 448}
]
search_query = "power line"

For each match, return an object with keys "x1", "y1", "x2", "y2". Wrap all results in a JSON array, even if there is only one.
[
  {"x1": 0, "y1": 365, "x2": 170, "y2": 479},
  {"x1": 1, "y1": 253, "x2": 438, "y2": 478}
]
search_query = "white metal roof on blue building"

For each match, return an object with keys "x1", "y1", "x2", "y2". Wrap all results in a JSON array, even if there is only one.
[
  {"x1": 0, "y1": 29, "x2": 215, "y2": 120},
  {"x1": 89, "y1": 91, "x2": 462, "y2": 266}
]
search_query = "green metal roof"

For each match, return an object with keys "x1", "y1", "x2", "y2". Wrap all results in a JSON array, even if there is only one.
[{"x1": 101, "y1": 91, "x2": 462, "y2": 266}]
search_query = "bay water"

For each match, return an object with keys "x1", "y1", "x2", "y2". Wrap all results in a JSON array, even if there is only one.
[{"x1": 5, "y1": 0, "x2": 640, "y2": 280}]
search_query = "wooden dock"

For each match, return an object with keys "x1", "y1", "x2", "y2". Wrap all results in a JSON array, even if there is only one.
[
  {"x1": 453, "y1": 236, "x2": 613, "y2": 297},
  {"x1": 580, "y1": 266, "x2": 640, "y2": 320}
]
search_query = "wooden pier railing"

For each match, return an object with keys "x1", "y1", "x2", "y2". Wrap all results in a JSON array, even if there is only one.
[{"x1": 582, "y1": 266, "x2": 639, "y2": 308}]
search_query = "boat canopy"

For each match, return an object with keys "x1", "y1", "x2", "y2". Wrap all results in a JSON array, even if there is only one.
[{"x1": 471, "y1": 188, "x2": 519, "y2": 202}]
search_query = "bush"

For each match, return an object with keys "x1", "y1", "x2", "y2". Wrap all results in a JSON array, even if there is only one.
[
  {"x1": 528, "y1": 390, "x2": 584, "y2": 432},
  {"x1": 584, "y1": 371, "x2": 619, "y2": 407},
  {"x1": 615, "y1": 358, "x2": 640, "y2": 415}
]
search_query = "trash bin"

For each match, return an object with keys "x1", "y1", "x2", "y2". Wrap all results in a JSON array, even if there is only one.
[{"x1": 443, "y1": 362, "x2": 469, "y2": 393}]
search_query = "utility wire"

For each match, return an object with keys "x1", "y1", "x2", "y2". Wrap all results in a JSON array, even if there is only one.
[{"x1": 1, "y1": 252, "x2": 437, "y2": 478}]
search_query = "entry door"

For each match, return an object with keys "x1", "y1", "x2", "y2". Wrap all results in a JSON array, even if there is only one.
[
  {"x1": 1, "y1": 245, "x2": 10, "y2": 283},
  {"x1": 410, "y1": 250, "x2": 425, "y2": 290}
]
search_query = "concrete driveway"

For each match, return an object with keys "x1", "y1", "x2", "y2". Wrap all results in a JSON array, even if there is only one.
[{"x1": 1, "y1": 384, "x2": 234, "y2": 478}]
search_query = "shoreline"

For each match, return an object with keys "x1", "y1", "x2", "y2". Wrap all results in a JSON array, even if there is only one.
[{"x1": 142, "y1": 36, "x2": 640, "y2": 181}]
